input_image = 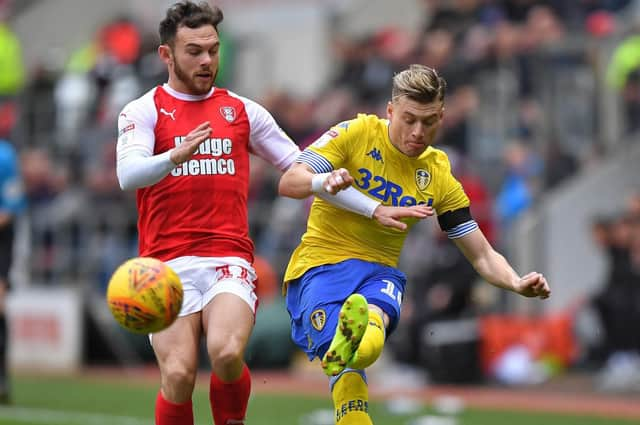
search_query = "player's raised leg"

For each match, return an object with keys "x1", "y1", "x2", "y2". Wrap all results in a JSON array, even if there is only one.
[
  {"x1": 349, "y1": 307, "x2": 386, "y2": 370},
  {"x1": 321, "y1": 294, "x2": 369, "y2": 376}
]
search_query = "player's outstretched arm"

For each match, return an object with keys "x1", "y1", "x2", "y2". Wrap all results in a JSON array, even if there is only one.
[
  {"x1": 453, "y1": 229, "x2": 551, "y2": 299},
  {"x1": 372, "y1": 205, "x2": 434, "y2": 231}
]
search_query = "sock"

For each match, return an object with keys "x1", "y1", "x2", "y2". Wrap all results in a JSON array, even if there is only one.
[
  {"x1": 209, "y1": 364, "x2": 251, "y2": 425},
  {"x1": 349, "y1": 310, "x2": 385, "y2": 370},
  {"x1": 331, "y1": 370, "x2": 372, "y2": 425},
  {"x1": 155, "y1": 390, "x2": 193, "y2": 425}
]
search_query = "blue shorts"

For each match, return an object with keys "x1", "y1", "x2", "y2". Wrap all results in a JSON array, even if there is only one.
[{"x1": 286, "y1": 259, "x2": 406, "y2": 360}]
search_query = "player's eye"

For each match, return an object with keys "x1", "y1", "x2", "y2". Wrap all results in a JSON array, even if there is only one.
[{"x1": 423, "y1": 116, "x2": 438, "y2": 126}]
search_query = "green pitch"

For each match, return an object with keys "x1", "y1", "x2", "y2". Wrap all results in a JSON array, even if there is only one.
[{"x1": 0, "y1": 374, "x2": 635, "y2": 425}]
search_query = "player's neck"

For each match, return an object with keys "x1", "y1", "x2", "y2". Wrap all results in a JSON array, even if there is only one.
[{"x1": 163, "y1": 83, "x2": 215, "y2": 101}]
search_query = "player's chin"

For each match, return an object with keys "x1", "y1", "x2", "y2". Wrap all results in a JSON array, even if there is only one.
[
  {"x1": 193, "y1": 76, "x2": 213, "y2": 91},
  {"x1": 405, "y1": 143, "x2": 427, "y2": 157}
]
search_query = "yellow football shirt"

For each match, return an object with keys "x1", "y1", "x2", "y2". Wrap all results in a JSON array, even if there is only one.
[{"x1": 283, "y1": 113, "x2": 470, "y2": 283}]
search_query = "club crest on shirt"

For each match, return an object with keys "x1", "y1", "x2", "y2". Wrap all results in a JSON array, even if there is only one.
[
  {"x1": 310, "y1": 309, "x2": 326, "y2": 331},
  {"x1": 415, "y1": 168, "x2": 431, "y2": 191},
  {"x1": 220, "y1": 106, "x2": 236, "y2": 123}
]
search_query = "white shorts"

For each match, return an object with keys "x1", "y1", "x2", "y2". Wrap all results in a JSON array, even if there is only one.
[{"x1": 166, "y1": 256, "x2": 258, "y2": 316}]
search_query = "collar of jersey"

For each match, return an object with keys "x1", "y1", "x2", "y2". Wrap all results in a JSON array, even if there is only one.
[{"x1": 162, "y1": 83, "x2": 215, "y2": 101}]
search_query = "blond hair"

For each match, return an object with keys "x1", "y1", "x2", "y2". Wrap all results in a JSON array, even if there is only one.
[{"x1": 391, "y1": 64, "x2": 446, "y2": 104}]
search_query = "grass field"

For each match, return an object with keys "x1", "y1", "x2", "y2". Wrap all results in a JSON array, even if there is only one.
[{"x1": 0, "y1": 374, "x2": 636, "y2": 425}]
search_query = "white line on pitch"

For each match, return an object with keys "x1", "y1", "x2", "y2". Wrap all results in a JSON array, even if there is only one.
[{"x1": 0, "y1": 406, "x2": 150, "y2": 425}]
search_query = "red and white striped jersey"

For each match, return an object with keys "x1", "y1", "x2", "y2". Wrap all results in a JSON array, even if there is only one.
[{"x1": 117, "y1": 84, "x2": 299, "y2": 263}]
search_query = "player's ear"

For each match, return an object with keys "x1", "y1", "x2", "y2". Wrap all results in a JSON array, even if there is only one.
[
  {"x1": 158, "y1": 44, "x2": 172, "y2": 65},
  {"x1": 386, "y1": 101, "x2": 393, "y2": 120}
]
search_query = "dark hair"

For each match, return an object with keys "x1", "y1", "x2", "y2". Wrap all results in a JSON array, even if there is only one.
[
  {"x1": 159, "y1": 1, "x2": 224, "y2": 46},
  {"x1": 392, "y1": 64, "x2": 447, "y2": 104}
]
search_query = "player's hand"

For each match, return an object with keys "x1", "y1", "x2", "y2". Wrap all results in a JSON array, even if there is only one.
[
  {"x1": 372, "y1": 205, "x2": 433, "y2": 231},
  {"x1": 513, "y1": 272, "x2": 551, "y2": 299},
  {"x1": 170, "y1": 121, "x2": 211, "y2": 165},
  {"x1": 323, "y1": 168, "x2": 354, "y2": 194}
]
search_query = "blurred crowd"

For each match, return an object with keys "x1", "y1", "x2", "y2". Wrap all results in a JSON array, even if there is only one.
[
  {"x1": 1, "y1": 0, "x2": 639, "y2": 385},
  {"x1": 582, "y1": 191, "x2": 640, "y2": 391}
]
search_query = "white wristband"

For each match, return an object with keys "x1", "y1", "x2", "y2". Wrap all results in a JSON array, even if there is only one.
[
  {"x1": 311, "y1": 173, "x2": 331, "y2": 194},
  {"x1": 316, "y1": 186, "x2": 381, "y2": 218}
]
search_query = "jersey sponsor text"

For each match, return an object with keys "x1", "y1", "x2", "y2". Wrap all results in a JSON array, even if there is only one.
[{"x1": 170, "y1": 136, "x2": 236, "y2": 176}]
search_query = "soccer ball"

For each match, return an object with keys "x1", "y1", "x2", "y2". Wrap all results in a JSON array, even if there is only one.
[{"x1": 106, "y1": 257, "x2": 183, "y2": 334}]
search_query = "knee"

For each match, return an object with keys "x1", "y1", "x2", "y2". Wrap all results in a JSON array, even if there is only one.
[
  {"x1": 161, "y1": 360, "x2": 197, "y2": 395},
  {"x1": 207, "y1": 334, "x2": 245, "y2": 371}
]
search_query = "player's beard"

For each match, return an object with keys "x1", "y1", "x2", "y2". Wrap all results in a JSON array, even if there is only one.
[{"x1": 174, "y1": 59, "x2": 217, "y2": 95}]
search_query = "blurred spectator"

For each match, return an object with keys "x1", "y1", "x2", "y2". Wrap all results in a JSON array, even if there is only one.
[
  {"x1": 606, "y1": 28, "x2": 640, "y2": 134},
  {"x1": 437, "y1": 85, "x2": 479, "y2": 154},
  {"x1": 53, "y1": 70, "x2": 97, "y2": 151},
  {"x1": 21, "y1": 61, "x2": 59, "y2": 148},
  {"x1": 495, "y1": 140, "x2": 543, "y2": 229},
  {"x1": 416, "y1": 29, "x2": 465, "y2": 89},
  {"x1": 543, "y1": 139, "x2": 579, "y2": 189},
  {"x1": 20, "y1": 148, "x2": 67, "y2": 207},
  {"x1": 0, "y1": 17, "x2": 24, "y2": 97},
  {"x1": 19, "y1": 147, "x2": 73, "y2": 283},
  {"x1": 422, "y1": 0, "x2": 483, "y2": 38},
  {"x1": 0, "y1": 134, "x2": 26, "y2": 403},
  {"x1": 55, "y1": 17, "x2": 144, "y2": 151},
  {"x1": 135, "y1": 33, "x2": 169, "y2": 89},
  {"x1": 584, "y1": 193, "x2": 640, "y2": 391}
]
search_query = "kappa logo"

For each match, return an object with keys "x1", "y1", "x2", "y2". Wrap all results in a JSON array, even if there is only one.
[
  {"x1": 310, "y1": 309, "x2": 326, "y2": 331},
  {"x1": 220, "y1": 106, "x2": 236, "y2": 123},
  {"x1": 336, "y1": 121, "x2": 350, "y2": 130},
  {"x1": 159, "y1": 108, "x2": 176, "y2": 121},
  {"x1": 366, "y1": 148, "x2": 384, "y2": 163},
  {"x1": 415, "y1": 168, "x2": 431, "y2": 190}
]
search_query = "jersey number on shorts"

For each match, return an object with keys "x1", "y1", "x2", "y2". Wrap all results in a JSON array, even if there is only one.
[
  {"x1": 215, "y1": 265, "x2": 252, "y2": 287},
  {"x1": 380, "y1": 279, "x2": 402, "y2": 305}
]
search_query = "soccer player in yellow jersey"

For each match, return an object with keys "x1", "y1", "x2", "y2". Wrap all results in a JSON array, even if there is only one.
[{"x1": 279, "y1": 64, "x2": 551, "y2": 425}]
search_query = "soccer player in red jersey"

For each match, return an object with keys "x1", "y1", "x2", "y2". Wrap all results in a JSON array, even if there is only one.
[{"x1": 115, "y1": 2, "x2": 426, "y2": 424}]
